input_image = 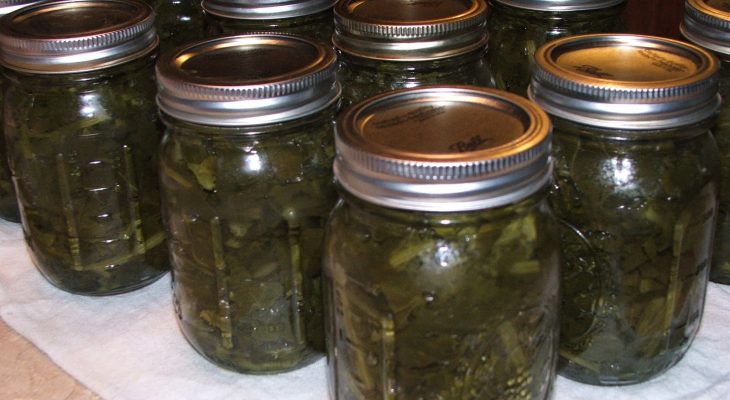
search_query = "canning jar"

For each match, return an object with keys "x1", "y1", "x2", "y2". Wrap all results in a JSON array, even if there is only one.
[
  {"x1": 681, "y1": 0, "x2": 730, "y2": 284},
  {"x1": 202, "y1": 0, "x2": 336, "y2": 44},
  {"x1": 1, "y1": 0, "x2": 168, "y2": 295},
  {"x1": 145, "y1": 0, "x2": 205, "y2": 53},
  {"x1": 157, "y1": 34, "x2": 340, "y2": 373},
  {"x1": 529, "y1": 34, "x2": 720, "y2": 385},
  {"x1": 488, "y1": 0, "x2": 625, "y2": 95},
  {"x1": 334, "y1": 0, "x2": 493, "y2": 106},
  {"x1": 0, "y1": 0, "x2": 44, "y2": 223},
  {"x1": 325, "y1": 86, "x2": 560, "y2": 399}
]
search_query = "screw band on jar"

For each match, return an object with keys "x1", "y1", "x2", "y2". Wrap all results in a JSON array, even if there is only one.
[
  {"x1": 155, "y1": 33, "x2": 340, "y2": 126},
  {"x1": 681, "y1": 0, "x2": 730, "y2": 56},
  {"x1": 335, "y1": 85, "x2": 553, "y2": 212},
  {"x1": 529, "y1": 33, "x2": 720, "y2": 130},
  {"x1": 202, "y1": 0, "x2": 336, "y2": 20},
  {"x1": 0, "y1": 0, "x2": 157, "y2": 73},
  {"x1": 333, "y1": 0, "x2": 489, "y2": 61},
  {"x1": 491, "y1": 0, "x2": 625, "y2": 11}
]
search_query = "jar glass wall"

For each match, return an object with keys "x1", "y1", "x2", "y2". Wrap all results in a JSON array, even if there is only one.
[
  {"x1": 4, "y1": 54, "x2": 168, "y2": 294},
  {"x1": 155, "y1": 33, "x2": 340, "y2": 373},
  {"x1": 203, "y1": 8, "x2": 334, "y2": 44},
  {"x1": 325, "y1": 189, "x2": 560, "y2": 399},
  {"x1": 160, "y1": 107, "x2": 338, "y2": 373},
  {"x1": 551, "y1": 118, "x2": 719, "y2": 384},
  {"x1": 488, "y1": 0, "x2": 625, "y2": 95},
  {"x1": 325, "y1": 85, "x2": 559, "y2": 398}
]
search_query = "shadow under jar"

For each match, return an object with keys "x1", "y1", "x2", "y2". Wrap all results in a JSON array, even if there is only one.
[
  {"x1": 681, "y1": 0, "x2": 730, "y2": 285},
  {"x1": 156, "y1": 34, "x2": 341, "y2": 373},
  {"x1": 324, "y1": 86, "x2": 560, "y2": 399},
  {"x1": 202, "y1": 0, "x2": 336, "y2": 44},
  {"x1": 529, "y1": 34, "x2": 721, "y2": 385},
  {"x1": 0, "y1": 0, "x2": 169, "y2": 295},
  {"x1": 333, "y1": 0, "x2": 494, "y2": 107},
  {"x1": 487, "y1": 0, "x2": 625, "y2": 96}
]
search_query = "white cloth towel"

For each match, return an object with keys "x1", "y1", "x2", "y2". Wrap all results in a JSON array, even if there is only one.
[{"x1": 1, "y1": 219, "x2": 728, "y2": 400}]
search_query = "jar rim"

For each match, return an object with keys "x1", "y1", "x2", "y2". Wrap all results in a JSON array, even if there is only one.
[
  {"x1": 201, "y1": 0, "x2": 336, "y2": 20},
  {"x1": 490, "y1": 0, "x2": 625, "y2": 12},
  {"x1": 335, "y1": 85, "x2": 553, "y2": 212},
  {"x1": 156, "y1": 33, "x2": 340, "y2": 126},
  {"x1": 529, "y1": 34, "x2": 720, "y2": 130},
  {"x1": 0, "y1": 0, "x2": 157, "y2": 74},
  {"x1": 333, "y1": 0, "x2": 489, "y2": 61}
]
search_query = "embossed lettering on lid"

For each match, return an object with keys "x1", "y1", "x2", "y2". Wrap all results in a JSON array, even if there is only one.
[
  {"x1": 529, "y1": 34, "x2": 720, "y2": 129},
  {"x1": 335, "y1": 85, "x2": 552, "y2": 212}
]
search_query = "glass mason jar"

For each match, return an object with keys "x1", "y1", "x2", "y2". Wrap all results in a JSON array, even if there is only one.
[
  {"x1": 0, "y1": 0, "x2": 168, "y2": 295},
  {"x1": 145, "y1": 0, "x2": 205, "y2": 53},
  {"x1": 325, "y1": 86, "x2": 560, "y2": 399},
  {"x1": 202, "y1": 0, "x2": 336, "y2": 44},
  {"x1": 156, "y1": 34, "x2": 341, "y2": 373},
  {"x1": 334, "y1": 0, "x2": 493, "y2": 107},
  {"x1": 681, "y1": 0, "x2": 730, "y2": 284},
  {"x1": 0, "y1": 0, "x2": 44, "y2": 223},
  {"x1": 529, "y1": 34, "x2": 721, "y2": 385},
  {"x1": 488, "y1": 0, "x2": 625, "y2": 95}
]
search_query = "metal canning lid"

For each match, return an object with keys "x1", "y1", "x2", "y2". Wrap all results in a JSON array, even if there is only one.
[
  {"x1": 335, "y1": 85, "x2": 552, "y2": 212},
  {"x1": 0, "y1": 0, "x2": 157, "y2": 74},
  {"x1": 0, "y1": 0, "x2": 43, "y2": 16},
  {"x1": 202, "y1": 0, "x2": 336, "y2": 20},
  {"x1": 491, "y1": 0, "x2": 625, "y2": 12},
  {"x1": 333, "y1": 0, "x2": 488, "y2": 61},
  {"x1": 529, "y1": 34, "x2": 720, "y2": 130},
  {"x1": 156, "y1": 33, "x2": 340, "y2": 126},
  {"x1": 681, "y1": 0, "x2": 730, "y2": 56}
]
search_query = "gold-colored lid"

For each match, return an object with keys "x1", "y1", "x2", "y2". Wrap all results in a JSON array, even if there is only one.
[
  {"x1": 529, "y1": 34, "x2": 720, "y2": 129},
  {"x1": 0, "y1": 0, "x2": 157, "y2": 73},
  {"x1": 681, "y1": 0, "x2": 730, "y2": 56},
  {"x1": 333, "y1": 0, "x2": 488, "y2": 61},
  {"x1": 156, "y1": 33, "x2": 340, "y2": 126},
  {"x1": 335, "y1": 85, "x2": 552, "y2": 211}
]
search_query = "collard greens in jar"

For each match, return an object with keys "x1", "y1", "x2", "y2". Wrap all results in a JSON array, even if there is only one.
[
  {"x1": 145, "y1": 0, "x2": 205, "y2": 53},
  {"x1": 488, "y1": 0, "x2": 625, "y2": 95},
  {"x1": 681, "y1": 0, "x2": 730, "y2": 284},
  {"x1": 529, "y1": 34, "x2": 721, "y2": 385},
  {"x1": 325, "y1": 86, "x2": 560, "y2": 399},
  {"x1": 1, "y1": 0, "x2": 168, "y2": 295},
  {"x1": 0, "y1": 0, "x2": 43, "y2": 223},
  {"x1": 334, "y1": 0, "x2": 493, "y2": 106},
  {"x1": 157, "y1": 34, "x2": 340, "y2": 373}
]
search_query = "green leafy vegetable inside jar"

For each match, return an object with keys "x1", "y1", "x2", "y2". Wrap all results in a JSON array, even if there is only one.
[
  {"x1": 0, "y1": 0, "x2": 169, "y2": 295},
  {"x1": 488, "y1": 0, "x2": 625, "y2": 95},
  {"x1": 325, "y1": 85, "x2": 560, "y2": 399},
  {"x1": 529, "y1": 33, "x2": 721, "y2": 385},
  {"x1": 333, "y1": 0, "x2": 494, "y2": 107},
  {"x1": 156, "y1": 33, "x2": 340, "y2": 373},
  {"x1": 0, "y1": 0, "x2": 44, "y2": 223},
  {"x1": 681, "y1": 0, "x2": 730, "y2": 284}
]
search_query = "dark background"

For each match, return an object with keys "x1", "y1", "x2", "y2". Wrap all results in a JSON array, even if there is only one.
[{"x1": 623, "y1": 0, "x2": 683, "y2": 39}]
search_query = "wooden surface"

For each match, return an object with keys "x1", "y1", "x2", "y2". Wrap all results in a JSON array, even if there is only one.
[
  {"x1": 0, "y1": 318, "x2": 99, "y2": 400},
  {"x1": 623, "y1": 0, "x2": 684, "y2": 39}
]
